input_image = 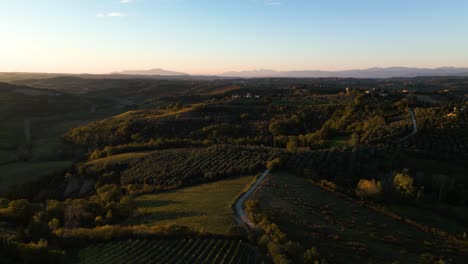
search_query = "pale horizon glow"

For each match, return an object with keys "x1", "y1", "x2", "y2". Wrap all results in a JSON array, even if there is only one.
[{"x1": 1, "y1": 0, "x2": 468, "y2": 75}]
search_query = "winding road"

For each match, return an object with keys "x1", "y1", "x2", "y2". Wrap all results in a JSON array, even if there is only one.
[
  {"x1": 399, "y1": 108, "x2": 418, "y2": 142},
  {"x1": 235, "y1": 169, "x2": 270, "y2": 229}
]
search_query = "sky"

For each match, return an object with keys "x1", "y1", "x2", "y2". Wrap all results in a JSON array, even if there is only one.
[{"x1": 1, "y1": 0, "x2": 468, "y2": 75}]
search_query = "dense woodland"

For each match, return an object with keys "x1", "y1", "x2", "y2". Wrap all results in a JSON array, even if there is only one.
[{"x1": 0, "y1": 75, "x2": 467, "y2": 263}]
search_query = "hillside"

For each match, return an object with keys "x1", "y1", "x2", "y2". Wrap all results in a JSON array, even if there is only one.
[
  {"x1": 129, "y1": 176, "x2": 255, "y2": 234},
  {"x1": 1, "y1": 77, "x2": 467, "y2": 263},
  {"x1": 249, "y1": 172, "x2": 468, "y2": 263}
]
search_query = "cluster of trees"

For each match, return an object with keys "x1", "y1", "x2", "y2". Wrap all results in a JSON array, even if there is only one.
[
  {"x1": 65, "y1": 94, "x2": 411, "y2": 155},
  {"x1": 408, "y1": 106, "x2": 468, "y2": 160},
  {"x1": 284, "y1": 147, "x2": 392, "y2": 185},
  {"x1": 285, "y1": 146, "x2": 468, "y2": 207},
  {"x1": 0, "y1": 224, "x2": 203, "y2": 263},
  {"x1": 355, "y1": 172, "x2": 417, "y2": 202},
  {"x1": 0, "y1": 184, "x2": 134, "y2": 240},
  {"x1": 268, "y1": 105, "x2": 335, "y2": 137},
  {"x1": 415, "y1": 105, "x2": 467, "y2": 131},
  {"x1": 64, "y1": 103, "x2": 270, "y2": 149},
  {"x1": 0, "y1": 183, "x2": 137, "y2": 263},
  {"x1": 269, "y1": 94, "x2": 412, "y2": 150},
  {"x1": 0, "y1": 237, "x2": 64, "y2": 264}
]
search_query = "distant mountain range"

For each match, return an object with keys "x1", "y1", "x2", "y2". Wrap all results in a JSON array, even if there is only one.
[
  {"x1": 2, "y1": 67, "x2": 468, "y2": 82},
  {"x1": 219, "y1": 67, "x2": 468, "y2": 78},
  {"x1": 113, "y1": 68, "x2": 188, "y2": 76}
]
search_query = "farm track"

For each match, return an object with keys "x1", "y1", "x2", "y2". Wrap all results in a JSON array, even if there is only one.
[
  {"x1": 234, "y1": 169, "x2": 270, "y2": 229},
  {"x1": 399, "y1": 108, "x2": 418, "y2": 142}
]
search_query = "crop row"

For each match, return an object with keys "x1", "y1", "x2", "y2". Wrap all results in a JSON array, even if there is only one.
[
  {"x1": 121, "y1": 146, "x2": 273, "y2": 188},
  {"x1": 77, "y1": 238, "x2": 261, "y2": 264}
]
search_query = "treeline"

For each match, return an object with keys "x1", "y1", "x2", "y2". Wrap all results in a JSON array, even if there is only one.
[
  {"x1": 0, "y1": 184, "x2": 135, "y2": 240},
  {"x1": 0, "y1": 183, "x2": 137, "y2": 263}
]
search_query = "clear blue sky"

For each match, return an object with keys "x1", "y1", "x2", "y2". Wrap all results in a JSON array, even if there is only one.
[{"x1": 1, "y1": 0, "x2": 467, "y2": 74}]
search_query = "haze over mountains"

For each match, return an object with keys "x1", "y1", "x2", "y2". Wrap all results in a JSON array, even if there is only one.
[
  {"x1": 114, "y1": 67, "x2": 468, "y2": 78},
  {"x1": 219, "y1": 67, "x2": 468, "y2": 78},
  {"x1": 113, "y1": 68, "x2": 188, "y2": 76},
  {"x1": 2, "y1": 67, "x2": 468, "y2": 82}
]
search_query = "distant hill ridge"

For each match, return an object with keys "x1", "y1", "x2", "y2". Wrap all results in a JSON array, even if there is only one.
[
  {"x1": 2, "y1": 67, "x2": 468, "y2": 81},
  {"x1": 112, "y1": 68, "x2": 188, "y2": 76},
  {"x1": 219, "y1": 67, "x2": 468, "y2": 78}
]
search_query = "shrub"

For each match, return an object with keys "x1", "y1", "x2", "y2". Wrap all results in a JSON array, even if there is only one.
[
  {"x1": 267, "y1": 157, "x2": 284, "y2": 171},
  {"x1": 355, "y1": 179, "x2": 382, "y2": 200},
  {"x1": 0, "y1": 199, "x2": 35, "y2": 224},
  {"x1": 47, "y1": 218, "x2": 60, "y2": 231},
  {"x1": 0, "y1": 238, "x2": 64, "y2": 264},
  {"x1": 303, "y1": 247, "x2": 320, "y2": 264},
  {"x1": 393, "y1": 172, "x2": 415, "y2": 199},
  {"x1": 318, "y1": 180, "x2": 336, "y2": 192}
]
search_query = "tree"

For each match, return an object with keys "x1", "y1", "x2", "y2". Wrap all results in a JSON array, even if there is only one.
[
  {"x1": 45, "y1": 200, "x2": 64, "y2": 221},
  {"x1": 355, "y1": 179, "x2": 382, "y2": 200},
  {"x1": 48, "y1": 218, "x2": 61, "y2": 230},
  {"x1": 303, "y1": 247, "x2": 320, "y2": 264},
  {"x1": 267, "y1": 157, "x2": 283, "y2": 171},
  {"x1": 105, "y1": 210, "x2": 113, "y2": 223},
  {"x1": 96, "y1": 184, "x2": 123, "y2": 204},
  {"x1": 286, "y1": 138, "x2": 298, "y2": 152},
  {"x1": 2, "y1": 199, "x2": 33, "y2": 224},
  {"x1": 348, "y1": 133, "x2": 360, "y2": 148},
  {"x1": 393, "y1": 172, "x2": 415, "y2": 198}
]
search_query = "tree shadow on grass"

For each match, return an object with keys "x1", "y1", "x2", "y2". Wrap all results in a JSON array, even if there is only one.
[
  {"x1": 149, "y1": 211, "x2": 204, "y2": 221},
  {"x1": 137, "y1": 199, "x2": 182, "y2": 208},
  {"x1": 139, "y1": 211, "x2": 204, "y2": 222}
]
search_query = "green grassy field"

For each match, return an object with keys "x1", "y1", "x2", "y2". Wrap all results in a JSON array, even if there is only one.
[
  {"x1": 253, "y1": 172, "x2": 468, "y2": 264},
  {"x1": 129, "y1": 176, "x2": 255, "y2": 234},
  {"x1": 0, "y1": 151, "x2": 16, "y2": 164},
  {"x1": 0, "y1": 119, "x2": 24, "y2": 149},
  {"x1": 0, "y1": 161, "x2": 72, "y2": 194}
]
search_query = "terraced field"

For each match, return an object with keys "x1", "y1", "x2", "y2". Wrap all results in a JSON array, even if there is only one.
[{"x1": 76, "y1": 238, "x2": 262, "y2": 264}]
